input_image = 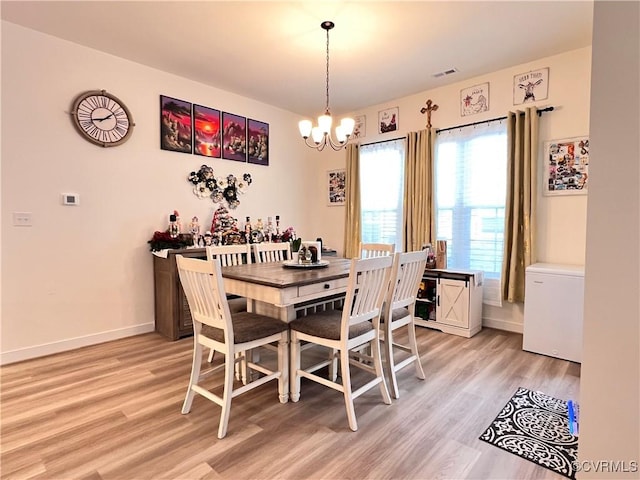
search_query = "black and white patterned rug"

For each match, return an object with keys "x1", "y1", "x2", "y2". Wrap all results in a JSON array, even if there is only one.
[{"x1": 479, "y1": 387, "x2": 579, "y2": 479}]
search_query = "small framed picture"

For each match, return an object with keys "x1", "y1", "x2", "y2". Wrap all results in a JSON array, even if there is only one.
[
  {"x1": 327, "y1": 169, "x2": 346, "y2": 206},
  {"x1": 513, "y1": 67, "x2": 549, "y2": 105},
  {"x1": 247, "y1": 119, "x2": 269, "y2": 166},
  {"x1": 460, "y1": 82, "x2": 489, "y2": 116},
  {"x1": 160, "y1": 95, "x2": 192, "y2": 154},
  {"x1": 353, "y1": 115, "x2": 366, "y2": 139},
  {"x1": 221, "y1": 112, "x2": 247, "y2": 162},
  {"x1": 193, "y1": 104, "x2": 221, "y2": 158},
  {"x1": 378, "y1": 107, "x2": 398, "y2": 134},
  {"x1": 543, "y1": 136, "x2": 589, "y2": 196}
]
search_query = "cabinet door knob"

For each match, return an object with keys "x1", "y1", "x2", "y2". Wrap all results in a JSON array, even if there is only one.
[{"x1": 324, "y1": 283, "x2": 331, "y2": 289}]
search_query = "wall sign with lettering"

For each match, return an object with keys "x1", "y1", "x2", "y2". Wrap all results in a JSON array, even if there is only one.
[{"x1": 513, "y1": 67, "x2": 549, "y2": 105}]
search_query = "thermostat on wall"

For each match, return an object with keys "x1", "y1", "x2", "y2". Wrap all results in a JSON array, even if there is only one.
[{"x1": 62, "y1": 193, "x2": 80, "y2": 206}]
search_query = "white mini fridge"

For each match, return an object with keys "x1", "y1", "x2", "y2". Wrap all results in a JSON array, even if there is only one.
[{"x1": 523, "y1": 263, "x2": 584, "y2": 363}]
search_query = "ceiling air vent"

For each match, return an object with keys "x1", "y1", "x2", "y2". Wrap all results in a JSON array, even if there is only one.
[{"x1": 433, "y1": 68, "x2": 458, "y2": 78}]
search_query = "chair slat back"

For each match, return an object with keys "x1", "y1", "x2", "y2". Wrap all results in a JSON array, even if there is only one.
[
  {"x1": 387, "y1": 250, "x2": 428, "y2": 312},
  {"x1": 360, "y1": 242, "x2": 395, "y2": 258},
  {"x1": 253, "y1": 243, "x2": 291, "y2": 263},
  {"x1": 176, "y1": 255, "x2": 232, "y2": 341},
  {"x1": 206, "y1": 244, "x2": 252, "y2": 266},
  {"x1": 342, "y1": 256, "x2": 393, "y2": 331}
]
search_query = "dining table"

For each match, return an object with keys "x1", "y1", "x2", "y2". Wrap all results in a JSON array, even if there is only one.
[{"x1": 221, "y1": 257, "x2": 352, "y2": 322}]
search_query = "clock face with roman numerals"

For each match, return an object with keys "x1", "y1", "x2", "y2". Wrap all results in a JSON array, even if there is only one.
[{"x1": 71, "y1": 90, "x2": 134, "y2": 147}]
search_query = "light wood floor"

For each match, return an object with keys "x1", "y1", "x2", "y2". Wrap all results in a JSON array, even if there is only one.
[{"x1": 1, "y1": 327, "x2": 580, "y2": 480}]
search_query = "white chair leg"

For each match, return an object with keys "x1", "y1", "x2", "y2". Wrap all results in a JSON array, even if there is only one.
[
  {"x1": 240, "y1": 350, "x2": 249, "y2": 385},
  {"x1": 210, "y1": 349, "x2": 242, "y2": 384},
  {"x1": 290, "y1": 335, "x2": 301, "y2": 402},
  {"x1": 383, "y1": 328, "x2": 400, "y2": 399},
  {"x1": 340, "y1": 347, "x2": 358, "y2": 431},
  {"x1": 235, "y1": 352, "x2": 242, "y2": 381},
  {"x1": 278, "y1": 334, "x2": 289, "y2": 403},
  {"x1": 408, "y1": 323, "x2": 426, "y2": 380},
  {"x1": 218, "y1": 349, "x2": 236, "y2": 439},
  {"x1": 371, "y1": 338, "x2": 392, "y2": 405},
  {"x1": 182, "y1": 341, "x2": 203, "y2": 414},
  {"x1": 328, "y1": 348, "x2": 338, "y2": 382}
]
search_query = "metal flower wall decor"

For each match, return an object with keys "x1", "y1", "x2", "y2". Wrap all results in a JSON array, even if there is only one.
[{"x1": 187, "y1": 164, "x2": 252, "y2": 209}]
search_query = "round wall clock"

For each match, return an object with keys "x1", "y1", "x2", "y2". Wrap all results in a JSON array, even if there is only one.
[{"x1": 70, "y1": 89, "x2": 135, "y2": 147}]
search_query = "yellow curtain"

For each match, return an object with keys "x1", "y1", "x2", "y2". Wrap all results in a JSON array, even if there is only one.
[
  {"x1": 502, "y1": 107, "x2": 538, "y2": 302},
  {"x1": 403, "y1": 129, "x2": 436, "y2": 252},
  {"x1": 343, "y1": 143, "x2": 361, "y2": 258}
]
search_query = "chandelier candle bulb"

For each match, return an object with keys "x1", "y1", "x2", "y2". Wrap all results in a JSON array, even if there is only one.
[{"x1": 298, "y1": 120, "x2": 312, "y2": 138}]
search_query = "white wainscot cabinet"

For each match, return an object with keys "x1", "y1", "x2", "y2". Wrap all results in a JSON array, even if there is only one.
[{"x1": 414, "y1": 269, "x2": 483, "y2": 338}]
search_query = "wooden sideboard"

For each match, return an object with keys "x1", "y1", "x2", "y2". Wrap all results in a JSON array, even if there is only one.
[{"x1": 153, "y1": 247, "x2": 207, "y2": 340}]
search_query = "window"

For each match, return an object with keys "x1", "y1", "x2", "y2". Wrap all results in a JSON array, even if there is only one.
[
  {"x1": 435, "y1": 122, "x2": 507, "y2": 305},
  {"x1": 359, "y1": 138, "x2": 405, "y2": 250}
]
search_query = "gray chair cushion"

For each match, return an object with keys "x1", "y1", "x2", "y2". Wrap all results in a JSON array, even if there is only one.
[
  {"x1": 202, "y1": 312, "x2": 287, "y2": 344},
  {"x1": 290, "y1": 310, "x2": 374, "y2": 340},
  {"x1": 381, "y1": 307, "x2": 411, "y2": 323},
  {"x1": 392, "y1": 307, "x2": 411, "y2": 321}
]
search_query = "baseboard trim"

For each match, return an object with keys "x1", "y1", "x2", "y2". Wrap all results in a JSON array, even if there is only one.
[
  {"x1": 482, "y1": 316, "x2": 523, "y2": 334},
  {"x1": 1, "y1": 323, "x2": 155, "y2": 365}
]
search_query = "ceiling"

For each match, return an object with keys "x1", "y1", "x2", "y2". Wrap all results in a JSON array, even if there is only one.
[{"x1": 1, "y1": 1, "x2": 594, "y2": 117}]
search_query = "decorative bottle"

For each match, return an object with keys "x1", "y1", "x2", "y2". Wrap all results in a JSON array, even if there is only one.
[
  {"x1": 266, "y1": 217, "x2": 273, "y2": 242},
  {"x1": 245, "y1": 216, "x2": 252, "y2": 243},
  {"x1": 173, "y1": 210, "x2": 182, "y2": 234},
  {"x1": 168, "y1": 214, "x2": 179, "y2": 239},
  {"x1": 275, "y1": 215, "x2": 281, "y2": 242}
]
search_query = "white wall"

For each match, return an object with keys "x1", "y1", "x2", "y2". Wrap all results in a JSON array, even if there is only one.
[
  {"x1": 1, "y1": 22, "x2": 594, "y2": 362},
  {"x1": 315, "y1": 46, "x2": 592, "y2": 332},
  {"x1": 0, "y1": 22, "x2": 316, "y2": 363},
  {"x1": 578, "y1": 2, "x2": 639, "y2": 477}
]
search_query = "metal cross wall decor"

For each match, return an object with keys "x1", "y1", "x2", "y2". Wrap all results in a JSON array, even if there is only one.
[{"x1": 420, "y1": 99, "x2": 439, "y2": 129}]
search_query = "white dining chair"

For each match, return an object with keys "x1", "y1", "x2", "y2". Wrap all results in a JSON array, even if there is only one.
[
  {"x1": 205, "y1": 244, "x2": 252, "y2": 366},
  {"x1": 176, "y1": 255, "x2": 288, "y2": 439},
  {"x1": 206, "y1": 244, "x2": 252, "y2": 267},
  {"x1": 253, "y1": 242, "x2": 291, "y2": 263},
  {"x1": 381, "y1": 250, "x2": 428, "y2": 399},
  {"x1": 206, "y1": 244, "x2": 252, "y2": 315},
  {"x1": 360, "y1": 242, "x2": 395, "y2": 258},
  {"x1": 289, "y1": 255, "x2": 393, "y2": 431}
]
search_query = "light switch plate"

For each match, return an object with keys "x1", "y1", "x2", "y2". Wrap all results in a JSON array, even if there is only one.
[{"x1": 13, "y1": 212, "x2": 33, "y2": 226}]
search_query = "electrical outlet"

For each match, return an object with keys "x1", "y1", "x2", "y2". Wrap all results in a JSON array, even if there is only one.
[{"x1": 13, "y1": 212, "x2": 33, "y2": 226}]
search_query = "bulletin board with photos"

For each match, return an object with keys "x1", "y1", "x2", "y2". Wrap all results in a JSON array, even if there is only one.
[{"x1": 543, "y1": 136, "x2": 589, "y2": 196}]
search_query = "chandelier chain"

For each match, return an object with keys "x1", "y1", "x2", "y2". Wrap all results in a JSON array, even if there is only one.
[{"x1": 325, "y1": 26, "x2": 330, "y2": 115}]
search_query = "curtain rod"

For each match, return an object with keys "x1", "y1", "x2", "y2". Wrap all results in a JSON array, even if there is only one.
[
  {"x1": 359, "y1": 136, "x2": 404, "y2": 147},
  {"x1": 436, "y1": 106, "x2": 554, "y2": 134}
]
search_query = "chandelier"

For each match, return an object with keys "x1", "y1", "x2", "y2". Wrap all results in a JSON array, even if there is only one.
[{"x1": 298, "y1": 21, "x2": 355, "y2": 151}]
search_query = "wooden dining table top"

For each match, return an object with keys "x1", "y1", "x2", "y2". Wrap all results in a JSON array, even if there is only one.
[{"x1": 221, "y1": 257, "x2": 352, "y2": 288}]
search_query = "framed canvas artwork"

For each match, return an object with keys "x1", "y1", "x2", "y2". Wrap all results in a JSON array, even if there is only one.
[
  {"x1": 193, "y1": 104, "x2": 221, "y2": 158},
  {"x1": 160, "y1": 95, "x2": 192, "y2": 154},
  {"x1": 327, "y1": 169, "x2": 346, "y2": 206},
  {"x1": 513, "y1": 67, "x2": 549, "y2": 105},
  {"x1": 378, "y1": 107, "x2": 398, "y2": 134},
  {"x1": 543, "y1": 136, "x2": 589, "y2": 196},
  {"x1": 247, "y1": 119, "x2": 269, "y2": 166},
  {"x1": 460, "y1": 82, "x2": 489, "y2": 116},
  {"x1": 221, "y1": 112, "x2": 247, "y2": 162},
  {"x1": 352, "y1": 115, "x2": 366, "y2": 139}
]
